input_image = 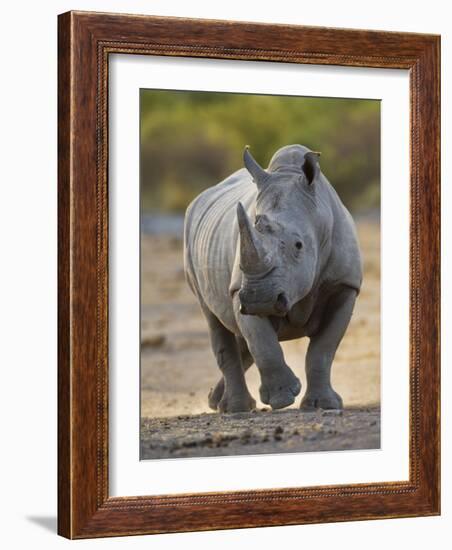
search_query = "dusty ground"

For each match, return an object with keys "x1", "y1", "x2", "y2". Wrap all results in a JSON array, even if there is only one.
[
  {"x1": 141, "y1": 407, "x2": 380, "y2": 459},
  {"x1": 140, "y1": 220, "x2": 380, "y2": 458}
]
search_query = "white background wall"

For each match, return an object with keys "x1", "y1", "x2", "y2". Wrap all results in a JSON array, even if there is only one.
[{"x1": 0, "y1": 1, "x2": 449, "y2": 548}]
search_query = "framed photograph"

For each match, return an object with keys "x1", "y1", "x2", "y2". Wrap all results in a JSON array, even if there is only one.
[{"x1": 58, "y1": 11, "x2": 440, "y2": 538}]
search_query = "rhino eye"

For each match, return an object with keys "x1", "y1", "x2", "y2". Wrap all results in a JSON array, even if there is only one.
[{"x1": 295, "y1": 241, "x2": 303, "y2": 250}]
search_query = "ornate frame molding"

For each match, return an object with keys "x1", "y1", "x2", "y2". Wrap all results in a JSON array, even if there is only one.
[{"x1": 58, "y1": 11, "x2": 440, "y2": 538}]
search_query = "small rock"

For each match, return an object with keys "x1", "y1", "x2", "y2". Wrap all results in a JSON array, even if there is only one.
[
  {"x1": 141, "y1": 333, "x2": 166, "y2": 348},
  {"x1": 310, "y1": 422, "x2": 323, "y2": 432},
  {"x1": 182, "y1": 440, "x2": 198, "y2": 448}
]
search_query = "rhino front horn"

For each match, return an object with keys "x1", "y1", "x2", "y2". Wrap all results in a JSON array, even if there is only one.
[
  {"x1": 237, "y1": 202, "x2": 272, "y2": 275},
  {"x1": 244, "y1": 146, "x2": 270, "y2": 191}
]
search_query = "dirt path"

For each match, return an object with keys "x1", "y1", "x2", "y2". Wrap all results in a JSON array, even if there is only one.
[{"x1": 141, "y1": 407, "x2": 380, "y2": 459}]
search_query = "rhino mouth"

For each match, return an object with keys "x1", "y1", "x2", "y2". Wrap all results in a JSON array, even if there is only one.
[{"x1": 238, "y1": 289, "x2": 290, "y2": 317}]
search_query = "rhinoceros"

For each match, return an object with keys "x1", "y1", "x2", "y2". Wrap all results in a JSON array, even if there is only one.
[{"x1": 183, "y1": 144, "x2": 362, "y2": 413}]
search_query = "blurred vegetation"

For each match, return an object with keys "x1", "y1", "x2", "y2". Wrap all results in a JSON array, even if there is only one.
[{"x1": 140, "y1": 90, "x2": 380, "y2": 214}]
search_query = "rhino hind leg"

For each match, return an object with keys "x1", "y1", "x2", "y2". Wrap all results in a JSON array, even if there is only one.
[
  {"x1": 208, "y1": 338, "x2": 253, "y2": 411},
  {"x1": 203, "y1": 310, "x2": 256, "y2": 413},
  {"x1": 207, "y1": 380, "x2": 224, "y2": 411},
  {"x1": 300, "y1": 287, "x2": 357, "y2": 410}
]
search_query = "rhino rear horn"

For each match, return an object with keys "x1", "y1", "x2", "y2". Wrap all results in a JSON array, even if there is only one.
[
  {"x1": 302, "y1": 151, "x2": 321, "y2": 185},
  {"x1": 243, "y1": 146, "x2": 270, "y2": 191},
  {"x1": 237, "y1": 202, "x2": 272, "y2": 275}
]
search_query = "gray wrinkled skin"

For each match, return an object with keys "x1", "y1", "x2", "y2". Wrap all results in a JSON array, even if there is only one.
[{"x1": 184, "y1": 144, "x2": 362, "y2": 413}]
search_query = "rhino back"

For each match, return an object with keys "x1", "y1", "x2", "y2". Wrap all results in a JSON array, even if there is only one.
[{"x1": 184, "y1": 168, "x2": 255, "y2": 326}]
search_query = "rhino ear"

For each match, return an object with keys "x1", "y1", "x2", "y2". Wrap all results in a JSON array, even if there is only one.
[
  {"x1": 244, "y1": 146, "x2": 270, "y2": 191},
  {"x1": 302, "y1": 151, "x2": 321, "y2": 185}
]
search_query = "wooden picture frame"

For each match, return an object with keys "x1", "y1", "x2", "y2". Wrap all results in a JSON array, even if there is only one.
[{"x1": 58, "y1": 11, "x2": 440, "y2": 538}]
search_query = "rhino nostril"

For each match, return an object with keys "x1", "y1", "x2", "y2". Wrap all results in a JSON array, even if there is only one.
[
  {"x1": 240, "y1": 304, "x2": 248, "y2": 315},
  {"x1": 274, "y1": 292, "x2": 289, "y2": 313}
]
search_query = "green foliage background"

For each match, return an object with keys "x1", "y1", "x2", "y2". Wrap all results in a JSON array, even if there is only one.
[{"x1": 140, "y1": 90, "x2": 380, "y2": 214}]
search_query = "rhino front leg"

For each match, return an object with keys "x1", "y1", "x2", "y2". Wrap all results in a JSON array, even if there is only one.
[
  {"x1": 301, "y1": 287, "x2": 357, "y2": 410},
  {"x1": 204, "y1": 309, "x2": 256, "y2": 413},
  {"x1": 233, "y1": 295, "x2": 301, "y2": 410}
]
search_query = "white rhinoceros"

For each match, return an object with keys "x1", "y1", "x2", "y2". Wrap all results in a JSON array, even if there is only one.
[{"x1": 184, "y1": 144, "x2": 362, "y2": 412}]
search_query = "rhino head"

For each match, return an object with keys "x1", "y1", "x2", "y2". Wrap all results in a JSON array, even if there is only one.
[{"x1": 237, "y1": 145, "x2": 329, "y2": 317}]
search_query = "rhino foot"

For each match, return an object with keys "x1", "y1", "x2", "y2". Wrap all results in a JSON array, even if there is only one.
[
  {"x1": 259, "y1": 367, "x2": 301, "y2": 410},
  {"x1": 208, "y1": 379, "x2": 225, "y2": 411},
  {"x1": 300, "y1": 388, "x2": 343, "y2": 410},
  {"x1": 218, "y1": 391, "x2": 256, "y2": 413}
]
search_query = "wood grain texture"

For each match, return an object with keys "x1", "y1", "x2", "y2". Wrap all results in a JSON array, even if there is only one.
[
  {"x1": 57, "y1": 10, "x2": 72, "y2": 539},
  {"x1": 57, "y1": 10, "x2": 440, "y2": 539}
]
